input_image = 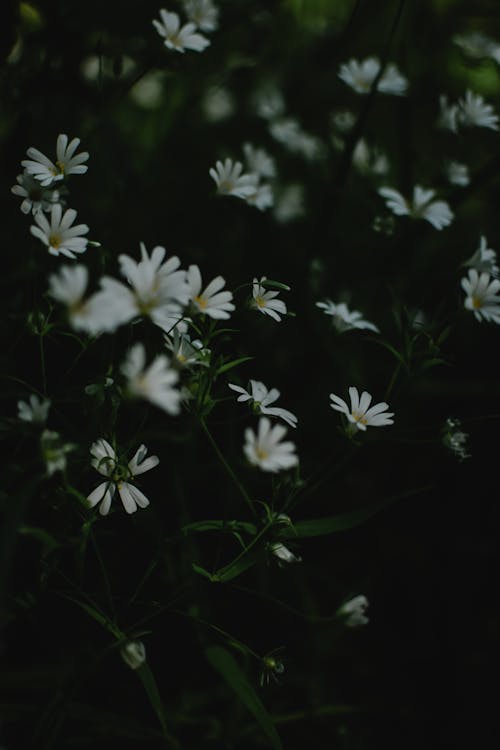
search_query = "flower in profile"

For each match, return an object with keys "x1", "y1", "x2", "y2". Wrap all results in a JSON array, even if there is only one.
[
  {"x1": 121, "y1": 640, "x2": 147, "y2": 670},
  {"x1": 465, "y1": 235, "x2": 499, "y2": 277},
  {"x1": 121, "y1": 343, "x2": 181, "y2": 414},
  {"x1": 268, "y1": 541, "x2": 301, "y2": 564},
  {"x1": 18, "y1": 394, "x2": 50, "y2": 423},
  {"x1": 330, "y1": 387, "x2": 394, "y2": 431},
  {"x1": 40, "y1": 429, "x2": 75, "y2": 476},
  {"x1": 316, "y1": 300, "x2": 379, "y2": 333},
  {"x1": 457, "y1": 90, "x2": 499, "y2": 130},
  {"x1": 244, "y1": 417, "x2": 298, "y2": 472},
  {"x1": 30, "y1": 204, "x2": 89, "y2": 258},
  {"x1": 338, "y1": 595, "x2": 369, "y2": 627},
  {"x1": 11, "y1": 172, "x2": 59, "y2": 215},
  {"x1": 187, "y1": 264, "x2": 235, "y2": 319},
  {"x1": 338, "y1": 57, "x2": 407, "y2": 96},
  {"x1": 251, "y1": 277, "x2": 287, "y2": 321},
  {"x1": 48, "y1": 265, "x2": 95, "y2": 331},
  {"x1": 183, "y1": 0, "x2": 218, "y2": 32},
  {"x1": 461, "y1": 268, "x2": 500, "y2": 323},
  {"x1": 228, "y1": 380, "x2": 298, "y2": 427},
  {"x1": 152, "y1": 9, "x2": 210, "y2": 53},
  {"x1": 438, "y1": 94, "x2": 459, "y2": 132},
  {"x1": 445, "y1": 160, "x2": 469, "y2": 187},
  {"x1": 209, "y1": 158, "x2": 257, "y2": 200},
  {"x1": 442, "y1": 417, "x2": 470, "y2": 462},
  {"x1": 164, "y1": 329, "x2": 208, "y2": 368},
  {"x1": 22, "y1": 134, "x2": 89, "y2": 187},
  {"x1": 87, "y1": 439, "x2": 159, "y2": 515},
  {"x1": 378, "y1": 185, "x2": 454, "y2": 230}
]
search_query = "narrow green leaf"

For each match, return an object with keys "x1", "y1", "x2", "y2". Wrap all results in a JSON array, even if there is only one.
[
  {"x1": 216, "y1": 356, "x2": 253, "y2": 375},
  {"x1": 205, "y1": 646, "x2": 282, "y2": 750},
  {"x1": 192, "y1": 563, "x2": 216, "y2": 581},
  {"x1": 183, "y1": 519, "x2": 257, "y2": 536},
  {"x1": 135, "y1": 663, "x2": 173, "y2": 743},
  {"x1": 61, "y1": 594, "x2": 122, "y2": 638},
  {"x1": 19, "y1": 525, "x2": 60, "y2": 556}
]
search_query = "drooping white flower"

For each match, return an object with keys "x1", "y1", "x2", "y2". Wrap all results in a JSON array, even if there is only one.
[
  {"x1": 243, "y1": 143, "x2": 276, "y2": 179},
  {"x1": 352, "y1": 139, "x2": 389, "y2": 176},
  {"x1": 40, "y1": 429, "x2": 75, "y2": 476},
  {"x1": 338, "y1": 57, "x2": 408, "y2": 96},
  {"x1": 183, "y1": 0, "x2": 218, "y2": 32},
  {"x1": 445, "y1": 160, "x2": 469, "y2": 187},
  {"x1": 438, "y1": 94, "x2": 460, "y2": 132},
  {"x1": 316, "y1": 300, "x2": 379, "y2": 333},
  {"x1": 11, "y1": 173, "x2": 59, "y2": 215},
  {"x1": 17, "y1": 394, "x2": 51, "y2": 423},
  {"x1": 330, "y1": 387, "x2": 394, "y2": 431},
  {"x1": 251, "y1": 277, "x2": 287, "y2": 321},
  {"x1": 48, "y1": 264, "x2": 95, "y2": 331},
  {"x1": 121, "y1": 342, "x2": 181, "y2": 414},
  {"x1": 228, "y1": 380, "x2": 298, "y2": 428},
  {"x1": 22, "y1": 134, "x2": 89, "y2": 187},
  {"x1": 457, "y1": 89, "x2": 499, "y2": 130},
  {"x1": 121, "y1": 640, "x2": 147, "y2": 670},
  {"x1": 244, "y1": 417, "x2": 298, "y2": 473},
  {"x1": 268, "y1": 542, "x2": 301, "y2": 564},
  {"x1": 87, "y1": 439, "x2": 159, "y2": 515},
  {"x1": 461, "y1": 268, "x2": 500, "y2": 323},
  {"x1": 187, "y1": 264, "x2": 235, "y2": 319},
  {"x1": 465, "y1": 235, "x2": 499, "y2": 277},
  {"x1": 152, "y1": 9, "x2": 210, "y2": 53},
  {"x1": 453, "y1": 31, "x2": 500, "y2": 63},
  {"x1": 30, "y1": 204, "x2": 89, "y2": 258},
  {"x1": 338, "y1": 595, "x2": 369, "y2": 627},
  {"x1": 209, "y1": 158, "x2": 257, "y2": 200},
  {"x1": 378, "y1": 185, "x2": 454, "y2": 230},
  {"x1": 164, "y1": 329, "x2": 208, "y2": 368},
  {"x1": 273, "y1": 184, "x2": 305, "y2": 223}
]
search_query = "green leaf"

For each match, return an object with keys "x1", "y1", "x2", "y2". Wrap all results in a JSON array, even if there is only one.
[
  {"x1": 19, "y1": 525, "x2": 60, "y2": 556},
  {"x1": 205, "y1": 646, "x2": 282, "y2": 750},
  {"x1": 260, "y1": 279, "x2": 290, "y2": 291},
  {"x1": 60, "y1": 594, "x2": 122, "y2": 638},
  {"x1": 192, "y1": 563, "x2": 217, "y2": 581},
  {"x1": 216, "y1": 356, "x2": 253, "y2": 375},
  {"x1": 135, "y1": 663, "x2": 173, "y2": 743},
  {"x1": 183, "y1": 520, "x2": 257, "y2": 536}
]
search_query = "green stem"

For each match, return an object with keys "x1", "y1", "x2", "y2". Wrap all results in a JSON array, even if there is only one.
[{"x1": 39, "y1": 334, "x2": 47, "y2": 395}]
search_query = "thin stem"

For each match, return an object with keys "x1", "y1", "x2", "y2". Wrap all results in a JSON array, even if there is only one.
[{"x1": 39, "y1": 334, "x2": 47, "y2": 395}]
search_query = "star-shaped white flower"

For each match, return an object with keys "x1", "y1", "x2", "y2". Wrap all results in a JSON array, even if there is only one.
[
  {"x1": 17, "y1": 394, "x2": 51, "y2": 423},
  {"x1": 48, "y1": 265, "x2": 95, "y2": 331},
  {"x1": 183, "y1": 0, "x2": 218, "y2": 32},
  {"x1": 316, "y1": 300, "x2": 379, "y2": 333},
  {"x1": 164, "y1": 329, "x2": 208, "y2": 368},
  {"x1": 209, "y1": 158, "x2": 258, "y2": 199},
  {"x1": 22, "y1": 134, "x2": 89, "y2": 187},
  {"x1": 153, "y1": 9, "x2": 210, "y2": 53},
  {"x1": 461, "y1": 268, "x2": 500, "y2": 323},
  {"x1": 87, "y1": 439, "x2": 159, "y2": 515},
  {"x1": 251, "y1": 277, "x2": 287, "y2": 321},
  {"x1": 187, "y1": 264, "x2": 235, "y2": 319},
  {"x1": 121, "y1": 342, "x2": 181, "y2": 414},
  {"x1": 378, "y1": 185, "x2": 454, "y2": 230},
  {"x1": 465, "y1": 235, "x2": 499, "y2": 277},
  {"x1": 11, "y1": 172, "x2": 60, "y2": 215},
  {"x1": 228, "y1": 380, "x2": 298, "y2": 428},
  {"x1": 457, "y1": 89, "x2": 499, "y2": 130},
  {"x1": 30, "y1": 204, "x2": 89, "y2": 258},
  {"x1": 330, "y1": 387, "x2": 394, "y2": 431},
  {"x1": 244, "y1": 417, "x2": 298, "y2": 473},
  {"x1": 338, "y1": 57, "x2": 408, "y2": 96}
]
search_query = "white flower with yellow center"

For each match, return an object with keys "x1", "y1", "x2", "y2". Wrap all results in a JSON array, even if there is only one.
[
  {"x1": 251, "y1": 277, "x2": 287, "y2": 321},
  {"x1": 244, "y1": 417, "x2": 298, "y2": 473},
  {"x1": 48, "y1": 264, "x2": 95, "y2": 331},
  {"x1": 330, "y1": 387, "x2": 394, "y2": 431},
  {"x1": 11, "y1": 172, "x2": 59, "y2": 215},
  {"x1": 30, "y1": 204, "x2": 89, "y2": 258},
  {"x1": 22, "y1": 133, "x2": 89, "y2": 187},
  {"x1": 121, "y1": 342, "x2": 181, "y2": 414},
  {"x1": 164, "y1": 329, "x2": 208, "y2": 368},
  {"x1": 228, "y1": 380, "x2": 297, "y2": 428},
  {"x1": 338, "y1": 57, "x2": 407, "y2": 96},
  {"x1": 87, "y1": 439, "x2": 159, "y2": 516},
  {"x1": 153, "y1": 9, "x2": 210, "y2": 53},
  {"x1": 187, "y1": 264, "x2": 235, "y2": 319},
  {"x1": 183, "y1": 0, "x2": 218, "y2": 32},
  {"x1": 209, "y1": 158, "x2": 258, "y2": 200},
  {"x1": 378, "y1": 185, "x2": 454, "y2": 230},
  {"x1": 461, "y1": 268, "x2": 500, "y2": 323},
  {"x1": 316, "y1": 300, "x2": 379, "y2": 333}
]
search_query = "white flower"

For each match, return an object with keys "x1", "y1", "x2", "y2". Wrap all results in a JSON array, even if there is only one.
[
  {"x1": 187, "y1": 264, "x2": 235, "y2": 319},
  {"x1": 331, "y1": 108, "x2": 356, "y2": 133},
  {"x1": 209, "y1": 158, "x2": 257, "y2": 199},
  {"x1": 316, "y1": 300, "x2": 379, "y2": 333},
  {"x1": 330, "y1": 387, "x2": 394, "y2": 431},
  {"x1": 152, "y1": 9, "x2": 210, "y2": 53},
  {"x1": 11, "y1": 172, "x2": 59, "y2": 215},
  {"x1": 22, "y1": 134, "x2": 89, "y2": 187},
  {"x1": 203, "y1": 86, "x2": 234, "y2": 122},
  {"x1": 121, "y1": 343, "x2": 181, "y2": 414},
  {"x1": 273, "y1": 184, "x2": 305, "y2": 223},
  {"x1": 465, "y1": 235, "x2": 499, "y2": 277},
  {"x1": 338, "y1": 595, "x2": 369, "y2": 627},
  {"x1": 268, "y1": 542, "x2": 301, "y2": 564},
  {"x1": 438, "y1": 94, "x2": 459, "y2": 132},
  {"x1": 251, "y1": 277, "x2": 287, "y2": 321},
  {"x1": 30, "y1": 204, "x2": 89, "y2": 258},
  {"x1": 352, "y1": 139, "x2": 389, "y2": 176},
  {"x1": 442, "y1": 417, "x2": 470, "y2": 462},
  {"x1": 17, "y1": 394, "x2": 50, "y2": 423},
  {"x1": 183, "y1": 0, "x2": 218, "y2": 32},
  {"x1": 121, "y1": 640, "x2": 147, "y2": 670},
  {"x1": 338, "y1": 57, "x2": 407, "y2": 96},
  {"x1": 453, "y1": 31, "x2": 500, "y2": 63},
  {"x1": 378, "y1": 185, "x2": 454, "y2": 230},
  {"x1": 253, "y1": 85, "x2": 285, "y2": 120},
  {"x1": 461, "y1": 268, "x2": 500, "y2": 323},
  {"x1": 87, "y1": 439, "x2": 159, "y2": 515},
  {"x1": 164, "y1": 329, "x2": 208, "y2": 367},
  {"x1": 41, "y1": 429, "x2": 75, "y2": 476},
  {"x1": 244, "y1": 417, "x2": 298, "y2": 473},
  {"x1": 243, "y1": 143, "x2": 276, "y2": 179},
  {"x1": 48, "y1": 265, "x2": 95, "y2": 331},
  {"x1": 269, "y1": 118, "x2": 323, "y2": 160},
  {"x1": 457, "y1": 90, "x2": 499, "y2": 130},
  {"x1": 446, "y1": 160, "x2": 469, "y2": 187},
  {"x1": 245, "y1": 182, "x2": 274, "y2": 211},
  {"x1": 228, "y1": 380, "x2": 298, "y2": 428}
]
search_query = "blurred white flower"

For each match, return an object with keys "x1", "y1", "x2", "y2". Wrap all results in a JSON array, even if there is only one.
[
  {"x1": 316, "y1": 300, "x2": 379, "y2": 333},
  {"x1": 22, "y1": 134, "x2": 89, "y2": 187},
  {"x1": 268, "y1": 542, "x2": 301, "y2": 564},
  {"x1": 461, "y1": 268, "x2": 500, "y2": 323},
  {"x1": 17, "y1": 394, "x2": 50, "y2": 423},
  {"x1": 209, "y1": 158, "x2": 257, "y2": 199},
  {"x1": 453, "y1": 31, "x2": 500, "y2": 63},
  {"x1": 352, "y1": 139, "x2": 389, "y2": 176},
  {"x1": 41, "y1": 430, "x2": 74, "y2": 476},
  {"x1": 273, "y1": 184, "x2": 305, "y2": 223},
  {"x1": 228, "y1": 380, "x2": 298, "y2": 427},
  {"x1": 445, "y1": 160, "x2": 469, "y2": 187},
  {"x1": 269, "y1": 117, "x2": 323, "y2": 160},
  {"x1": 11, "y1": 172, "x2": 59, "y2": 215},
  {"x1": 183, "y1": 0, "x2": 218, "y2": 32},
  {"x1": 338, "y1": 57, "x2": 407, "y2": 96},
  {"x1": 253, "y1": 85, "x2": 285, "y2": 120},
  {"x1": 203, "y1": 86, "x2": 234, "y2": 122},
  {"x1": 331, "y1": 108, "x2": 356, "y2": 133},
  {"x1": 457, "y1": 90, "x2": 499, "y2": 130},
  {"x1": 378, "y1": 185, "x2": 454, "y2": 230},
  {"x1": 121, "y1": 640, "x2": 147, "y2": 670},
  {"x1": 243, "y1": 143, "x2": 276, "y2": 179},
  {"x1": 152, "y1": 9, "x2": 209, "y2": 53},
  {"x1": 130, "y1": 71, "x2": 165, "y2": 109},
  {"x1": 465, "y1": 235, "x2": 499, "y2": 277},
  {"x1": 251, "y1": 277, "x2": 287, "y2": 321},
  {"x1": 330, "y1": 387, "x2": 394, "y2": 431},
  {"x1": 438, "y1": 94, "x2": 459, "y2": 132},
  {"x1": 30, "y1": 204, "x2": 89, "y2": 258},
  {"x1": 187, "y1": 264, "x2": 235, "y2": 319},
  {"x1": 442, "y1": 417, "x2": 470, "y2": 462},
  {"x1": 48, "y1": 265, "x2": 94, "y2": 331},
  {"x1": 244, "y1": 417, "x2": 298, "y2": 472},
  {"x1": 121, "y1": 343, "x2": 181, "y2": 414},
  {"x1": 164, "y1": 329, "x2": 208, "y2": 367},
  {"x1": 245, "y1": 182, "x2": 274, "y2": 211},
  {"x1": 338, "y1": 595, "x2": 369, "y2": 627}
]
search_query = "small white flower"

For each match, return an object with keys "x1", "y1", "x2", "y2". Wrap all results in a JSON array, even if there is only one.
[
  {"x1": 338, "y1": 57, "x2": 407, "y2": 96},
  {"x1": 121, "y1": 343, "x2": 181, "y2": 414},
  {"x1": 378, "y1": 185, "x2": 454, "y2": 230},
  {"x1": 253, "y1": 85, "x2": 285, "y2": 120},
  {"x1": 244, "y1": 417, "x2": 298, "y2": 473},
  {"x1": 41, "y1": 429, "x2": 75, "y2": 476},
  {"x1": 245, "y1": 182, "x2": 274, "y2": 211},
  {"x1": 203, "y1": 86, "x2": 234, "y2": 122},
  {"x1": 442, "y1": 417, "x2": 470, "y2": 462},
  {"x1": 330, "y1": 387, "x2": 394, "y2": 431},
  {"x1": 268, "y1": 542, "x2": 301, "y2": 564},
  {"x1": 453, "y1": 31, "x2": 500, "y2": 62},
  {"x1": 209, "y1": 158, "x2": 257, "y2": 199},
  {"x1": 17, "y1": 394, "x2": 50, "y2": 423},
  {"x1": 438, "y1": 94, "x2": 460, "y2": 132},
  {"x1": 251, "y1": 277, "x2": 287, "y2": 322},
  {"x1": 87, "y1": 439, "x2": 159, "y2": 515},
  {"x1": 457, "y1": 89, "x2": 499, "y2": 130},
  {"x1": 11, "y1": 172, "x2": 59, "y2": 215},
  {"x1": 445, "y1": 160, "x2": 469, "y2": 187},
  {"x1": 183, "y1": 0, "x2": 218, "y2": 32},
  {"x1": 465, "y1": 235, "x2": 499, "y2": 277},
  {"x1": 121, "y1": 640, "x2": 147, "y2": 670},
  {"x1": 352, "y1": 139, "x2": 389, "y2": 176},
  {"x1": 331, "y1": 108, "x2": 356, "y2": 133},
  {"x1": 273, "y1": 184, "x2": 305, "y2": 223},
  {"x1": 461, "y1": 268, "x2": 500, "y2": 323},
  {"x1": 48, "y1": 265, "x2": 94, "y2": 331},
  {"x1": 152, "y1": 9, "x2": 210, "y2": 53},
  {"x1": 243, "y1": 143, "x2": 276, "y2": 179},
  {"x1": 338, "y1": 595, "x2": 369, "y2": 627},
  {"x1": 30, "y1": 204, "x2": 89, "y2": 258},
  {"x1": 269, "y1": 118, "x2": 323, "y2": 160},
  {"x1": 22, "y1": 134, "x2": 89, "y2": 187},
  {"x1": 187, "y1": 264, "x2": 235, "y2": 319},
  {"x1": 316, "y1": 300, "x2": 379, "y2": 333},
  {"x1": 164, "y1": 329, "x2": 208, "y2": 368},
  {"x1": 228, "y1": 380, "x2": 298, "y2": 428}
]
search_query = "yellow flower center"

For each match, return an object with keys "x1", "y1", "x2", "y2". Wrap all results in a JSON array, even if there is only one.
[
  {"x1": 49, "y1": 233, "x2": 62, "y2": 249},
  {"x1": 254, "y1": 295, "x2": 267, "y2": 308},
  {"x1": 194, "y1": 295, "x2": 208, "y2": 310},
  {"x1": 256, "y1": 447, "x2": 269, "y2": 460},
  {"x1": 352, "y1": 411, "x2": 368, "y2": 425},
  {"x1": 50, "y1": 161, "x2": 65, "y2": 176},
  {"x1": 471, "y1": 295, "x2": 482, "y2": 309},
  {"x1": 177, "y1": 353, "x2": 187, "y2": 363}
]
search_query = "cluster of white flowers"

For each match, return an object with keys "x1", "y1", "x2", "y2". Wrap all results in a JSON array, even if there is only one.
[
  {"x1": 338, "y1": 57, "x2": 408, "y2": 96},
  {"x1": 378, "y1": 185, "x2": 454, "y2": 230}
]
